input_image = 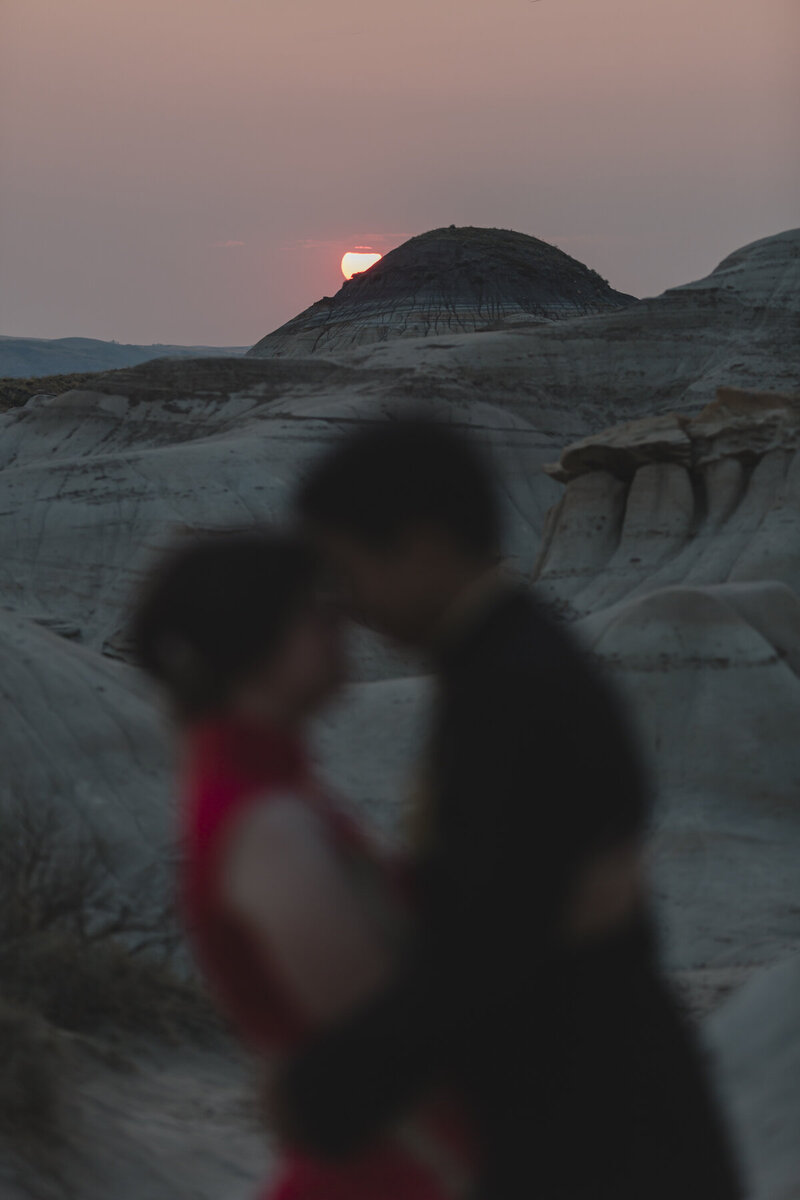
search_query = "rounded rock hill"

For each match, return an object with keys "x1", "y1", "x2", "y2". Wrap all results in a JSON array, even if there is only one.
[{"x1": 248, "y1": 225, "x2": 637, "y2": 357}]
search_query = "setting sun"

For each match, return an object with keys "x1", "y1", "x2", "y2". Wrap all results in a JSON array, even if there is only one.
[{"x1": 341, "y1": 249, "x2": 382, "y2": 280}]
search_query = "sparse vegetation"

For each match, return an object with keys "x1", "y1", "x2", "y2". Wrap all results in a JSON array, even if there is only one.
[
  {"x1": 0, "y1": 796, "x2": 214, "y2": 1039},
  {"x1": 0, "y1": 797, "x2": 217, "y2": 1145},
  {"x1": 0, "y1": 372, "x2": 104, "y2": 411},
  {"x1": 0, "y1": 356, "x2": 310, "y2": 411}
]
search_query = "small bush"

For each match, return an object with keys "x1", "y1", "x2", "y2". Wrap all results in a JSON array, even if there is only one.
[
  {"x1": 0, "y1": 372, "x2": 104, "y2": 411},
  {"x1": 0, "y1": 800, "x2": 219, "y2": 1154},
  {"x1": 0, "y1": 797, "x2": 216, "y2": 1041}
]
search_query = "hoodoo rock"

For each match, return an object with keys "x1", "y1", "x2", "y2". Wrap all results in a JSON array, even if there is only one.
[
  {"x1": 248, "y1": 226, "x2": 636, "y2": 357},
  {"x1": 534, "y1": 388, "x2": 800, "y2": 616}
]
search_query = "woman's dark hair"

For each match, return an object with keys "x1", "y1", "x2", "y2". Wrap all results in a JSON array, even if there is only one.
[
  {"x1": 296, "y1": 416, "x2": 501, "y2": 557},
  {"x1": 130, "y1": 530, "x2": 317, "y2": 721}
]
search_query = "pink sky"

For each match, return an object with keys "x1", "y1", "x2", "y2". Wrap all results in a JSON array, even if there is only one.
[{"x1": 1, "y1": 0, "x2": 798, "y2": 346}]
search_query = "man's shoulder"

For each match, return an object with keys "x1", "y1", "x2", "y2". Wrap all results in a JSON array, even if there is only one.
[
  {"x1": 457, "y1": 584, "x2": 584, "y2": 677},
  {"x1": 442, "y1": 584, "x2": 621, "y2": 729}
]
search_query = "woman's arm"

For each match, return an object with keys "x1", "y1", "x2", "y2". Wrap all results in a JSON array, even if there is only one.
[{"x1": 223, "y1": 795, "x2": 396, "y2": 1026}]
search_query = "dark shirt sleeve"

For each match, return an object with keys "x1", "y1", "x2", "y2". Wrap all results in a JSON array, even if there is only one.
[{"x1": 281, "y1": 652, "x2": 645, "y2": 1155}]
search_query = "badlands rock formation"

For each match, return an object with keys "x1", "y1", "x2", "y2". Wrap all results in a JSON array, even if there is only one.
[
  {"x1": 3, "y1": 227, "x2": 796, "y2": 681},
  {"x1": 535, "y1": 388, "x2": 800, "y2": 615},
  {"x1": 248, "y1": 226, "x2": 636, "y2": 357},
  {"x1": 336, "y1": 227, "x2": 800, "y2": 427},
  {"x1": 529, "y1": 388, "x2": 800, "y2": 974},
  {"x1": 1, "y1": 227, "x2": 798, "y2": 1197},
  {"x1": 0, "y1": 611, "x2": 170, "y2": 897},
  {"x1": 578, "y1": 577, "x2": 800, "y2": 970}
]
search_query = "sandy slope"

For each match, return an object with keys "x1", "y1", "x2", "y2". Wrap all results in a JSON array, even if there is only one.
[
  {"x1": 0, "y1": 1039, "x2": 269, "y2": 1200},
  {"x1": 706, "y1": 955, "x2": 800, "y2": 1200}
]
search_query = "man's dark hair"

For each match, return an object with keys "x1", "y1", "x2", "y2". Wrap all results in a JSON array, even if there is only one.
[
  {"x1": 130, "y1": 530, "x2": 317, "y2": 721},
  {"x1": 296, "y1": 417, "x2": 501, "y2": 556}
]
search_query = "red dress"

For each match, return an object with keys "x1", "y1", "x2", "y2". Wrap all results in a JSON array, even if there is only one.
[{"x1": 181, "y1": 717, "x2": 474, "y2": 1200}]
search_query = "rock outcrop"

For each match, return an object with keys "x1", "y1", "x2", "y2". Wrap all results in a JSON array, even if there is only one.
[
  {"x1": 706, "y1": 954, "x2": 800, "y2": 1200},
  {"x1": 576, "y1": 581, "x2": 800, "y2": 969},
  {"x1": 0, "y1": 610, "x2": 171, "y2": 900},
  {"x1": 531, "y1": 385, "x2": 800, "y2": 977},
  {"x1": 0, "y1": 376, "x2": 556, "y2": 667},
  {"x1": 248, "y1": 226, "x2": 636, "y2": 357},
  {"x1": 534, "y1": 388, "x2": 800, "y2": 616}
]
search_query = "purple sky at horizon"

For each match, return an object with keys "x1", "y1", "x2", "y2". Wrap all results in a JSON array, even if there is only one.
[{"x1": 1, "y1": 0, "x2": 798, "y2": 347}]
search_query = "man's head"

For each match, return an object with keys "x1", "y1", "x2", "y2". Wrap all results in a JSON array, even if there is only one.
[{"x1": 296, "y1": 417, "x2": 501, "y2": 645}]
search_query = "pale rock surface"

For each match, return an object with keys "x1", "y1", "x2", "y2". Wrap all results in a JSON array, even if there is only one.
[
  {"x1": 0, "y1": 610, "x2": 171, "y2": 897},
  {"x1": 706, "y1": 955, "x2": 800, "y2": 1200},
  {"x1": 0, "y1": 381, "x2": 558, "y2": 672},
  {"x1": 575, "y1": 582, "x2": 800, "y2": 971},
  {"x1": 534, "y1": 389, "x2": 800, "y2": 616},
  {"x1": 0, "y1": 1041, "x2": 268, "y2": 1200},
  {"x1": 532, "y1": 387, "x2": 800, "y2": 972}
]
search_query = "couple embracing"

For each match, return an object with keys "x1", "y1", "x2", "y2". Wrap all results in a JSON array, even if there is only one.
[{"x1": 132, "y1": 419, "x2": 740, "y2": 1200}]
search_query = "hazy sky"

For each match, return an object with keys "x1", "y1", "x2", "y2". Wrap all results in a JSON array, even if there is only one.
[{"x1": 2, "y1": 0, "x2": 798, "y2": 346}]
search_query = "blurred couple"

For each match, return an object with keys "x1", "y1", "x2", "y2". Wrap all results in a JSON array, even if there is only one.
[{"x1": 132, "y1": 419, "x2": 740, "y2": 1200}]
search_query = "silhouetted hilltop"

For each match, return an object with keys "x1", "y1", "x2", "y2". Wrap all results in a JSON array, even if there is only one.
[{"x1": 248, "y1": 225, "x2": 637, "y2": 357}]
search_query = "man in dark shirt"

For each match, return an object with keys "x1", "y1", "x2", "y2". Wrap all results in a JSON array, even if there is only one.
[{"x1": 281, "y1": 417, "x2": 741, "y2": 1198}]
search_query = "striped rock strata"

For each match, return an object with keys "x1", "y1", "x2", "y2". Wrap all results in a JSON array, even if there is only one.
[{"x1": 248, "y1": 225, "x2": 635, "y2": 357}]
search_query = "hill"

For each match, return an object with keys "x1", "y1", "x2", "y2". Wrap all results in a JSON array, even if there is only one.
[
  {"x1": 248, "y1": 225, "x2": 636, "y2": 356},
  {"x1": 0, "y1": 335, "x2": 247, "y2": 379}
]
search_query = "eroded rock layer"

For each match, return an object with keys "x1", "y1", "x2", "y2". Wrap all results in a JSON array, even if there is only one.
[
  {"x1": 532, "y1": 385, "x2": 800, "y2": 988},
  {"x1": 534, "y1": 389, "x2": 800, "y2": 616},
  {"x1": 337, "y1": 228, "x2": 800, "y2": 422}
]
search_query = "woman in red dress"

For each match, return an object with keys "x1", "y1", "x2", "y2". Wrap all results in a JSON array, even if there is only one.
[{"x1": 132, "y1": 531, "x2": 475, "y2": 1200}]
